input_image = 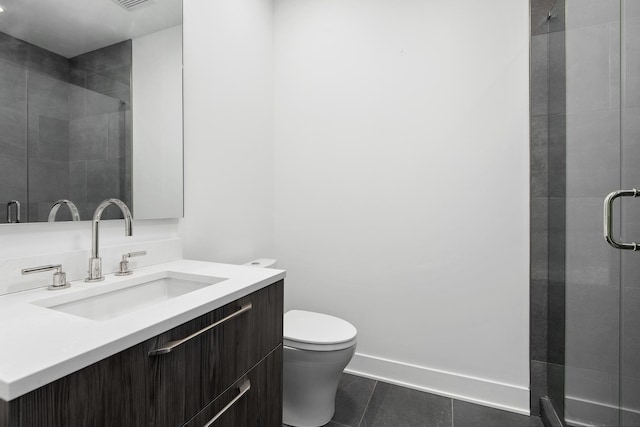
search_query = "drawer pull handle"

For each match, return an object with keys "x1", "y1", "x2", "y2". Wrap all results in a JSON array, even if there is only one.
[
  {"x1": 204, "y1": 380, "x2": 251, "y2": 427},
  {"x1": 148, "y1": 303, "x2": 252, "y2": 356}
]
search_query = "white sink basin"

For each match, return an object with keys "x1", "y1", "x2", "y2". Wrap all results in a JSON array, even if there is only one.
[{"x1": 32, "y1": 271, "x2": 227, "y2": 321}]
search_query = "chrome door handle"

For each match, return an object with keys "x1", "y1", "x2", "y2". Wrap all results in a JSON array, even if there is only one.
[
  {"x1": 148, "y1": 303, "x2": 252, "y2": 356},
  {"x1": 204, "y1": 380, "x2": 251, "y2": 426},
  {"x1": 604, "y1": 189, "x2": 640, "y2": 250}
]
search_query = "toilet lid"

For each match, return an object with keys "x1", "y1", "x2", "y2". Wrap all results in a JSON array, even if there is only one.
[{"x1": 284, "y1": 310, "x2": 357, "y2": 351}]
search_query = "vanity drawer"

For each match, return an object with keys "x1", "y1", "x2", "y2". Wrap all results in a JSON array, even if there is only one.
[
  {"x1": 12, "y1": 341, "x2": 148, "y2": 427},
  {"x1": 182, "y1": 346, "x2": 282, "y2": 427},
  {"x1": 145, "y1": 280, "x2": 283, "y2": 427}
]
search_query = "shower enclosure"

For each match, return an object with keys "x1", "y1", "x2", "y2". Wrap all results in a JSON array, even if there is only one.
[
  {"x1": 0, "y1": 34, "x2": 132, "y2": 224},
  {"x1": 531, "y1": 0, "x2": 640, "y2": 426}
]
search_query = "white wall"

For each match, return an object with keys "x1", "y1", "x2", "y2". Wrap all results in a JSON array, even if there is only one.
[
  {"x1": 0, "y1": 0, "x2": 532, "y2": 414},
  {"x1": 133, "y1": 25, "x2": 184, "y2": 220},
  {"x1": 182, "y1": 0, "x2": 275, "y2": 264},
  {"x1": 274, "y1": 0, "x2": 530, "y2": 413}
]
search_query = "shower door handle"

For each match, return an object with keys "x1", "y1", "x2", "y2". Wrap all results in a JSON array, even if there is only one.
[{"x1": 604, "y1": 189, "x2": 640, "y2": 250}]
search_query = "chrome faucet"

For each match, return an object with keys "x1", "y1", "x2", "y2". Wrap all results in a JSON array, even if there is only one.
[
  {"x1": 86, "y1": 198, "x2": 133, "y2": 282},
  {"x1": 6, "y1": 200, "x2": 20, "y2": 223},
  {"x1": 22, "y1": 264, "x2": 70, "y2": 290},
  {"x1": 48, "y1": 199, "x2": 81, "y2": 222}
]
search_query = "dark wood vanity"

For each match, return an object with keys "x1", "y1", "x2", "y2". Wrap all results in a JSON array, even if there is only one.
[{"x1": 0, "y1": 280, "x2": 284, "y2": 427}]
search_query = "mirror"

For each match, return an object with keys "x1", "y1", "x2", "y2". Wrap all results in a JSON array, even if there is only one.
[{"x1": 0, "y1": 0, "x2": 183, "y2": 223}]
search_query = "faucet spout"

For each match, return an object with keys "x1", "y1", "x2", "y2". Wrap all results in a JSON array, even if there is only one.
[
  {"x1": 86, "y1": 198, "x2": 133, "y2": 282},
  {"x1": 48, "y1": 199, "x2": 81, "y2": 222}
]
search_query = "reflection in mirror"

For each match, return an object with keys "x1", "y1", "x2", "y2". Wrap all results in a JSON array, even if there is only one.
[
  {"x1": 48, "y1": 199, "x2": 81, "y2": 222},
  {"x1": 0, "y1": 0, "x2": 183, "y2": 223},
  {"x1": 6, "y1": 200, "x2": 20, "y2": 223}
]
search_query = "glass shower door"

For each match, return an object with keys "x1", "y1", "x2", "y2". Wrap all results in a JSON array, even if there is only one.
[
  {"x1": 563, "y1": 1, "x2": 640, "y2": 426},
  {"x1": 563, "y1": 0, "x2": 622, "y2": 426},
  {"x1": 620, "y1": 2, "x2": 640, "y2": 425}
]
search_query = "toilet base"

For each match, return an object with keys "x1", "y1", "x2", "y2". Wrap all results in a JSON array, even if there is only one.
[{"x1": 283, "y1": 344, "x2": 356, "y2": 427}]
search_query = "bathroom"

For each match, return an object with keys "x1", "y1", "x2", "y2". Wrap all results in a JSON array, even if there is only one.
[{"x1": 0, "y1": 0, "x2": 636, "y2": 426}]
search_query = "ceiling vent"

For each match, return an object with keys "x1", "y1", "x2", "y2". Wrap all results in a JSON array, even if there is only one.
[{"x1": 111, "y1": 0, "x2": 153, "y2": 11}]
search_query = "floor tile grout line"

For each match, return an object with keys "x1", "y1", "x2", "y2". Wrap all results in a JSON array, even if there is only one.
[
  {"x1": 356, "y1": 380, "x2": 378, "y2": 427},
  {"x1": 451, "y1": 399, "x2": 455, "y2": 427}
]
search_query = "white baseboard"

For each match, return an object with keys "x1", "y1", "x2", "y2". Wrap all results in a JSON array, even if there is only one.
[{"x1": 345, "y1": 352, "x2": 530, "y2": 416}]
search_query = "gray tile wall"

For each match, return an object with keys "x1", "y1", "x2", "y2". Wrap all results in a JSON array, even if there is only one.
[
  {"x1": 69, "y1": 41, "x2": 131, "y2": 104},
  {"x1": 0, "y1": 32, "x2": 69, "y2": 82},
  {"x1": 529, "y1": 0, "x2": 567, "y2": 419},
  {"x1": 0, "y1": 59, "x2": 27, "y2": 223},
  {"x1": 0, "y1": 31, "x2": 132, "y2": 222},
  {"x1": 66, "y1": 94, "x2": 128, "y2": 220},
  {"x1": 26, "y1": 73, "x2": 70, "y2": 222},
  {"x1": 67, "y1": 41, "x2": 132, "y2": 220}
]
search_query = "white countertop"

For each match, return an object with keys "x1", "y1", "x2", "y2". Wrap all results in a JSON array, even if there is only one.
[{"x1": 0, "y1": 259, "x2": 286, "y2": 401}]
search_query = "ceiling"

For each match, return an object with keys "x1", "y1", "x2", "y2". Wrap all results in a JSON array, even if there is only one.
[{"x1": 0, "y1": 0, "x2": 182, "y2": 58}]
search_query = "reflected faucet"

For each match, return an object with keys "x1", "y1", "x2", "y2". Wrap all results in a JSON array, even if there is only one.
[
  {"x1": 86, "y1": 198, "x2": 133, "y2": 282},
  {"x1": 6, "y1": 200, "x2": 20, "y2": 223},
  {"x1": 48, "y1": 199, "x2": 81, "y2": 222}
]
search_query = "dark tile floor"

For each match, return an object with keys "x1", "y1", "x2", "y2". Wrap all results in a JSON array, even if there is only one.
[{"x1": 284, "y1": 373, "x2": 543, "y2": 427}]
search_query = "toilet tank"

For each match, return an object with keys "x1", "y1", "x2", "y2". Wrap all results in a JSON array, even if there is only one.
[{"x1": 244, "y1": 258, "x2": 277, "y2": 268}]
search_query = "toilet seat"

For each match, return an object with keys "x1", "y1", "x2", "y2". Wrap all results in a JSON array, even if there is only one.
[{"x1": 284, "y1": 310, "x2": 357, "y2": 352}]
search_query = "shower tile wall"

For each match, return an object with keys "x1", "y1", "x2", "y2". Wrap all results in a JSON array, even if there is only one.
[
  {"x1": 0, "y1": 57, "x2": 28, "y2": 223},
  {"x1": 529, "y1": 0, "x2": 566, "y2": 419},
  {"x1": 70, "y1": 41, "x2": 131, "y2": 103},
  {"x1": 0, "y1": 32, "x2": 131, "y2": 222},
  {"x1": 27, "y1": 73, "x2": 71, "y2": 221},
  {"x1": 0, "y1": 32, "x2": 69, "y2": 223},
  {"x1": 63, "y1": 40, "x2": 131, "y2": 221},
  {"x1": 0, "y1": 32, "x2": 70, "y2": 80}
]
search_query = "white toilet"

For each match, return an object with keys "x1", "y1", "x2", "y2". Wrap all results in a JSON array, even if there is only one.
[{"x1": 245, "y1": 259, "x2": 358, "y2": 427}]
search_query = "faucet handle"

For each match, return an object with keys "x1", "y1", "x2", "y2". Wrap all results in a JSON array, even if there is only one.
[
  {"x1": 115, "y1": 251, "x2": 147, "y2": 276},
  {"x1": 22, "y1": 264, "x2": 70, "y2": 290}
]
